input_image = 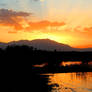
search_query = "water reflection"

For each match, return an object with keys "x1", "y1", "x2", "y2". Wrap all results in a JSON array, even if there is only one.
[
  {"x1": 32, "y1": 61, "x2": 92, "y2": 68},
  {"x1": 42, "y1": 72, "x2": 92, "y2": 92},
  {"x1": 60, "y1": 61, "x2": 92, "y2": 66},
  {"x1": 61, "y1": 61, "x2": 82, "y2": 66},
  {"x1": 32, "y1": 63, "x2": 48, "y2": 68},
  {"x1": 89, "y1": 62, "x2": 92, "y2": 65}
]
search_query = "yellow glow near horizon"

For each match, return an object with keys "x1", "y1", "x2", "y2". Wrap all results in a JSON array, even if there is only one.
[{"x1": 20, "y1": 31, "x2": 75, "y2": 46}]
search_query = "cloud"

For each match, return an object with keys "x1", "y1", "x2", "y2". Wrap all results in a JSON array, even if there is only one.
[
  {"x1": 8, "y1": 31, "x2": 17, "y2": 34},
  {"x1": 0, "y1": 8, "x2": 31, "y2": 30},
  {"x1": 0, "y1": 9, "x2": 65, "y2": 33},
  {"x1": 26, "y1": 20, "x2": 65, "y2": 31},
  {"x1": 0, "y1": 3, "x2": 6, "y2": 6},
  {"x1": 84, "y1": 27, "x2": 92, "y2": 31}
]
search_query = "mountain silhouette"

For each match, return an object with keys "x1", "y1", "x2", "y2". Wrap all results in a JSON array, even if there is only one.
[
  {"x1": 8, "y1": 39, "x2": 76, "y2": 51},
  {"x1": 0, "y1": 42, "x2": 7, "y2": 49},
  {"x1": 0, "y1": 39, "x2": 92, "y2": 51}
]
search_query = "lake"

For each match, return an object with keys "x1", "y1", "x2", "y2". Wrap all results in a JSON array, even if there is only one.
[
  {"x1": 32, "y1": 61, "x2": 92, "y2": 92},
  {"x1": 40, "y1": 72, "x2": 92, "y2": 92}
]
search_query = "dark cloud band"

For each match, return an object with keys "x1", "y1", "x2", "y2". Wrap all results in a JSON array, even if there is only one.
[{"x1": 0, "y1": 8, "x2": 31, "y2": 30}]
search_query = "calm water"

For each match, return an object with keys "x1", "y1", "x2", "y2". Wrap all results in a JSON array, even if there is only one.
[{"x1": 41, "y1": 72, "x2": 92, "y2": 92}]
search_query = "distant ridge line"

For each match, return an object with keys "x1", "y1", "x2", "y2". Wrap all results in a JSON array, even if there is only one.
[{"x1": 0, "y1": 39, "x2": 92, "y2": 51}]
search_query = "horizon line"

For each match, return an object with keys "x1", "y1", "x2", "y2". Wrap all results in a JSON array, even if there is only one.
[{"x1": 0, "y1": 38, "x2": 92, "y2": 49}]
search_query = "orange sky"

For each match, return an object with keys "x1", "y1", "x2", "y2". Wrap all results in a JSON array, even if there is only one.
[
  {"x1": 0, "y1": 18, "x2": 92, "y2": 48},
  {"x1": 0, "y1": 0, "x2": 92, "y2": 48}
]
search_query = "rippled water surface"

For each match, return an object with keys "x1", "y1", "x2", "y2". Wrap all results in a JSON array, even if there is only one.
[{"x1": 41, "y1": 72, "x2": 92, "y2": 92}]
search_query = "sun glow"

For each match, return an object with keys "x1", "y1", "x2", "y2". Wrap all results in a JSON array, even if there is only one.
[{"x1": 21, "y1": 31, "x2": 74, "y2": 45}]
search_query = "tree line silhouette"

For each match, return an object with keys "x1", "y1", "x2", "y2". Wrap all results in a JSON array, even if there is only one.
[
  {"x1": 0, "y1": 45, "x2": 92, "y2": 74},
  {"x1": 0, "y1": 45, "x2": 92, "y2": 65}
]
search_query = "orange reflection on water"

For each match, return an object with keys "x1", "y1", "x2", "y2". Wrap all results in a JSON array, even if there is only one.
[
  {"x1": 47, "y1": 72, "x2": 92, "y2": 92},
  {"x1": 33, "y1": 63, "x2": 48, "y2": 68},
  {"x1": 60, "y1": 61, "x2": 82, "y2": 66},
  {"x1": 88, "y1": 61, "x2": 92, "y2": 65}
]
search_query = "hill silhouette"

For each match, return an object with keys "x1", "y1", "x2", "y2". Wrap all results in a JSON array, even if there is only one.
[{"x1": 0, "y1": 39, "x2": 92, "y2": 51}]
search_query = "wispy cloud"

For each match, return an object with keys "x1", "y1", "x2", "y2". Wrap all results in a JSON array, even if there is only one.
[
  {"x1": 26, "y1": 20, "x2": 65, "y2": 31},
  {"x1": 0, "y1": 3, "x2": 6, "y2": 6},
  {"x1": 0, "y1": 8, "x2": 31, "y2": 30}
]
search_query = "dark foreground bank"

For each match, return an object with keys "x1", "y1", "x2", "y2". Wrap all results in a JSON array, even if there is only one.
[{"x1": 0, "y1": 45, "x2": 92, "y2": 92}]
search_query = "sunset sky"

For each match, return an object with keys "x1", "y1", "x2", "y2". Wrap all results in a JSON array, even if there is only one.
[{"x1": 0, "y1": 0, "x2": 92, "y2": 48}]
